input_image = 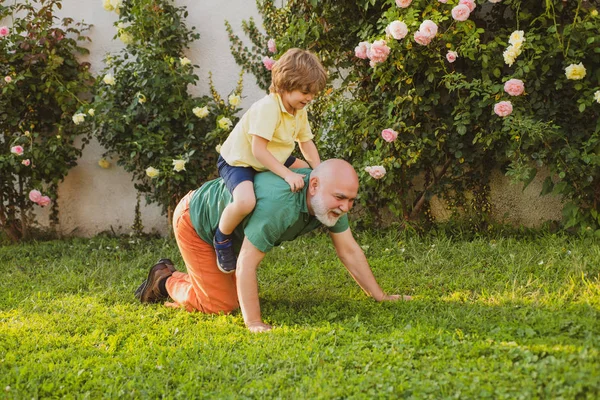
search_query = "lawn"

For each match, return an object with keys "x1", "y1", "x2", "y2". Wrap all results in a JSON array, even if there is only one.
[{"x1": 1, "y1": 230, "x2": 599, "y2": 399}]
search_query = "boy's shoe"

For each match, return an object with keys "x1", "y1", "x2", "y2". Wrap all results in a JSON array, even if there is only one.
[
  {"x1": 135, "y1": 261, "x2": 175, "y2": 303},
  {"x1": 213, "y1": 237, "x2": 237, "y2": 274}
]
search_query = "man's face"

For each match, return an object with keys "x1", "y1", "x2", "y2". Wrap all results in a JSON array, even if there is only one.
[{"x1": 311, "y1": 179, "x2": 358, "y2": 227}]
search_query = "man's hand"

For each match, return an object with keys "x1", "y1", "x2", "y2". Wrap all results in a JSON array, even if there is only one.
[
  {"x1": 247, "y1": 321, "x2": 273, "y2": 333},
  {"x1": 377, "y1": 294, "x2": 413, "y2": 302},
  {"x1": 285, "y1": 171, "x2": 306, "y2": 192}
]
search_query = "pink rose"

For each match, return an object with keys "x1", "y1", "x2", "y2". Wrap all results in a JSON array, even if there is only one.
[
  {"x1": 29, "y1": 189, "x2": 42, "y2": 203},
  {"x1": 459, "y1": 0, "x2": 476, "y2": 12},
  {"x1": 451, "y1": 4, "x2": 471, "y2": 21},
  {"x1": 262, "y1": 56, "x2": 275, "y2": 71},
  {"x1": 494, "y1": 101, "x2": 513, "y2": 117},
  {"x1": 22, "y1": 159, "x2": 31, "y2": 166},
  {"x1": 419, "y1": 20, "x2": 438, "y2": 38},
  {"x1": 354, "y1": 41, "x2": 370, "y2": 59},
  {"x1": 395, "y1": 0, "x2": 412, "y2": 8},
  {"x1": 38, "y1": 196, "x2": 51, "y2": 207},
  {"x1": 4, "y1": 76, "x2": 12, "y2": 83},
  {"x1": 267, "y1": 38, "x2": 276, "y2": 53},
  {"x1": 367, "y1": 40, "x2": 391, "y2": 65},
  {"x1": 0, "y1": 26, "x2": 9, "y2": 37},
  {"x1": 10, "y1": 145, "x2": 24, "y2": 155},
  {"x1": 446, "y1": 51, "x2": 458, "y2": 63},
  {"x1": 365, "y1": 166, "x2": 387, "y2": 180},
  {"x1": 381, "y1": 128, "x2": 399, "y2": 142},
  {"x1": 414, "y1": 31, "x2": 432, "y2": 46},
  {"x1": 504, "y1": 78, "x2": 525, "y2": 96},
  {"x1": 386, "y1": 21, "x2": 408, "y2": 40}
]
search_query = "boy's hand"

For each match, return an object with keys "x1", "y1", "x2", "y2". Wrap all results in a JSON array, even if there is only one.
[{"x1": 285, "y1": 172, "x2": 306, "y2": 192}]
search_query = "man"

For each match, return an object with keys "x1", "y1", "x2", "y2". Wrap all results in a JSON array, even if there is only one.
[{"x1": 136, "y1": 159, "x2": 412, "y2": 332}]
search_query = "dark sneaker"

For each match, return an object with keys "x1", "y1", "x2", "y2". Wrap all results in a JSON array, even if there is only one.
[
  {"x1": 135, "y1": 262, "x2": 175, "y2": 303},
  {"x1": 213, "y1": 237, "x2": 237, "y2": 274}
]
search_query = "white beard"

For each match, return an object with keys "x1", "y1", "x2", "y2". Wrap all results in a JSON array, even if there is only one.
[{"x1": 311, "y1": 192, "x2": 343, "y2": 227}]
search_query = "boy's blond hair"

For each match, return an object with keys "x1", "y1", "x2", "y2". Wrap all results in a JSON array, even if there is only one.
[{"x1": 269, "y1": 48, "x2": 327, "y2": 95}]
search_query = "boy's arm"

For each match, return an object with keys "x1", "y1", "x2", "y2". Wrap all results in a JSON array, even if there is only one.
[
  {"x1": 251, "y1": 135, "x2": 305, "y2": 192},
  {"x1": 298, "y1": 139, "x2": 321, "y2": 169}
]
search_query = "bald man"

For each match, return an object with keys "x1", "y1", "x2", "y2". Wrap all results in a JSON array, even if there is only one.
[{"x1": 136, "y1": 159, "x2": 411, "y2": 332}]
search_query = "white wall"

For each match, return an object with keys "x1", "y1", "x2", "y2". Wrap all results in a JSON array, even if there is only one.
[{"x1": 34, "y1": 0, "x2": 266, "y2": 236}]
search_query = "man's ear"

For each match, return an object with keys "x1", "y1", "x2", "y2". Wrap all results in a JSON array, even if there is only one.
[{"x1": 308, "y1": 176, "x2": 319, "y2": 195}]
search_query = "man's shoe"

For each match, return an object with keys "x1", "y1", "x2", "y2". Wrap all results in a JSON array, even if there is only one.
[
  {"x1": 157, "y1": 258, "x2": 176, "y2": 273},
  {"x1": 134, "y1": 258, "x2": 176, "y2": 299},
  {"x1": 213, "y1": 237, "x2": 237, "y2": 274},
  {"x1": 135, "y1": 262, "x2": 174, "y2": 303}
]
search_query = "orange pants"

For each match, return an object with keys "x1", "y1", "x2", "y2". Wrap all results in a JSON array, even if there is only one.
[{"x1": 165, "y1": 191, "x2": 239, "y2": 314}]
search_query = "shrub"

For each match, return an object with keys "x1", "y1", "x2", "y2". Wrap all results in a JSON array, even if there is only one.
[
  {"x1": 88, "y1": 0, "x2": 243, "y2": 224},
  {"x1": 228, "y1": 0, "x2": 600, "y2": 234},
  {"x1": 0, "y1": 0, "x2": 94, "y2": 241}
]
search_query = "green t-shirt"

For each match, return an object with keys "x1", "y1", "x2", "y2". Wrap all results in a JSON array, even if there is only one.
[{"x1": 189, "y1": 169, "x2": 349, "y2": 253}]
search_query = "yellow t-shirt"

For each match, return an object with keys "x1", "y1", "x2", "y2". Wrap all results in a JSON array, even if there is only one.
[{"x1": 219, "y1": 93, "x2": 313, "y2": 171}]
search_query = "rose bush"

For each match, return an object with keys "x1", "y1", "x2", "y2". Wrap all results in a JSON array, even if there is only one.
[
  {"x1": 0, "y1": 0, "x2": 93, "y2": 241},
  {"x1": 230, "y1": 0, "x2": 600, "y2": 234},
  {"x1": 86, "y1": 0, "x2": 242, "y2": 224}
]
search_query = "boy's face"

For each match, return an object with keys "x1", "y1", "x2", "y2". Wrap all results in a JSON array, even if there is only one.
[{"x1": 280, "y1": 89, "x2": 315, "y2": 114}]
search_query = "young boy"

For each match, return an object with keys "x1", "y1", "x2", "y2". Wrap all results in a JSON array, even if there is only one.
[{"x1": 214, "y1": 48, "x2": 327, "y2": 273}]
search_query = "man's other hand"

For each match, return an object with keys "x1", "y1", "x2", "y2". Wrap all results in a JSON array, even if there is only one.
[
  {"x1": 247, "y1": 321, "x2": 273, "y2": 333},
  {"x1": 378, "y1": 294, "x2": 413, "y2": 302}
]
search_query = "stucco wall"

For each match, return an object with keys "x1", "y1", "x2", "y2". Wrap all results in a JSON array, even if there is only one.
[
  {"x1": 22, "y1": 1, "x2": 563, "y2": 235},
  {"x1": 32, "y1": 0, "x2": 266, "y2": 236}
]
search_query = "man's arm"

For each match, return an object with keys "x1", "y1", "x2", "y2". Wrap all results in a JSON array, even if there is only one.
[
  {"x1": 236, "y1": 236, "x2": 272, "y2": 332},
  {"x1": 329, "y1": 229, "x2": 411, "y2": 301}
]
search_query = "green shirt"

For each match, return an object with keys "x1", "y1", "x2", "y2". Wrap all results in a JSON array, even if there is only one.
[{"x1": 189, "y1": 168, "x2": 349, "y2": 253}]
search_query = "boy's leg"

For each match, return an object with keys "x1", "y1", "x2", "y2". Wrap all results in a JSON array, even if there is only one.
[
  {"x1": 166, "y1": 191, "x2": 239, "y2": 313},
  {"x1": 214, "y1": 157, "x2": 257, "y2": 273},
  {"x1": 214, "y1": 181, "x2": 256, "y2": 273},
  {"x1": 218, "y1": 181, "x2": 256, "y2": 234}
]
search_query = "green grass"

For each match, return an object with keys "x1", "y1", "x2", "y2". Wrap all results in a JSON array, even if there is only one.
[{"x1": 1, "y1": 231, "x2": 599, "y2": 399}]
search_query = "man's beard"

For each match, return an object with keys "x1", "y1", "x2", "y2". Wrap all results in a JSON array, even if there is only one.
[{"x1": 311, "y1": 192, "x2": 343, "y2": 227}]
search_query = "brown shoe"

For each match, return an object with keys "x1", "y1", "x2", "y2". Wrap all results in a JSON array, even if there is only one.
[
  {"x1": 157, "y1": 258, "x2": 177, "y2": 273},
  {"x1": 135, "y1": 262, "x2": 174, "y2": 303}
]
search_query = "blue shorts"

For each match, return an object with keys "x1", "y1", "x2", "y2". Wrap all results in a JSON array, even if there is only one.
[{"x1": 217, "y1": 155, "x2": 296, "y2": 194}]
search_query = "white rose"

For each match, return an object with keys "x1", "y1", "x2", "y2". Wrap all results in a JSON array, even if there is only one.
[
  {"x1": 172, "y1": 159, "x2": 186, "y2": 172},
  {"x1": 218, "y1": 117, "x2": 233, "y2": 130},
  {"x1": 145, "y1": 166, "x2": 160, "y2": 178},
  {"x1": 88, "y1": 108, "x2": 95, "y2": 116},
  {"x1": 193, "y1": 106, "x2": 209, "y2": 118},
  {"x1": 119, "y1": 31, "x2": 134, "y2": 45},
  {"x1": 180, "y1": 57, "x2": 191, "y2": 66},
  {"x1": 594, "y1": 90, "x2": 600, "y2": 104},
  {"x1": 565, "y1": 63, "x2": 586, "y2": 80},
  {"x1": 72, "y1": 113, "x2": 86, "y2": 125},
  {"x1": 102, "y1": 0, "x2": 114, "y2": 11},
  {"x1": 228, "y1": 94, "x2": 241, "y2": 107},
  {"x1": 509, "y1": 30, "x2": 525, "y2": 46},
  {"x1": 103, "y1": 74, "x2": 115, "y2": 85}
]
